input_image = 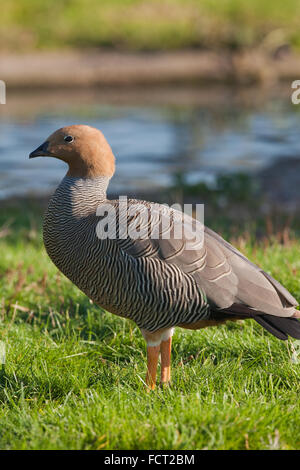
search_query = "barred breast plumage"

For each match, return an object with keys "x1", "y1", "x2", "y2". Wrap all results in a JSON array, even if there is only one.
[
  {"x1": 43, "y1": 175, "x2": 210, "y2": 332},
  {"x1": 30, "y1": 124, "x2": 300, "y2": 389}
]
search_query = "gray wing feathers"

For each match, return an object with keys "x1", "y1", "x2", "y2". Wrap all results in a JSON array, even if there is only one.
[
  {"x1": 114, "y1": 200, "x2": 297, "y2": 319},
  {"x1": 205, "y1": 226, "x2": 298, "y2": 314}
]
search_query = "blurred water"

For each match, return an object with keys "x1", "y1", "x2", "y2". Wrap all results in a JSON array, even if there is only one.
[{"x1": 1, "y1": 91, "x2": 300, "y2": 199}]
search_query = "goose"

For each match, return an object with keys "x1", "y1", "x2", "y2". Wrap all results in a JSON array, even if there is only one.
[{"x1": 29, "y1": 124, "x2": 300, "y2": 389}]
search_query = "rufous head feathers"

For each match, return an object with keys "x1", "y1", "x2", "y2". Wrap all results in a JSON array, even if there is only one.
[{"x1": 29, "y1": 124, "x2": 115, "y2": 178}]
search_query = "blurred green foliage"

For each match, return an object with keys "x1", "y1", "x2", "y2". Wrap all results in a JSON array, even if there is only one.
[
  {"x1": 2, "y1": 0, "x2": 300, "y2": 51},
  {"x1": 172, "y1": 172, "x2": 260, "y2": 206}
]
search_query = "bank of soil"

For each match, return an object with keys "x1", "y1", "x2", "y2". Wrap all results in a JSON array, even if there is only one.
[{"x1": 2, "y1": 49, "x2": 300, "y2": 89}]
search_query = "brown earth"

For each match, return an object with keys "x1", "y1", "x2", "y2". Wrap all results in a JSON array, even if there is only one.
[{"x1": 1, "y1": 49, "x2": 300, "y2": 89}]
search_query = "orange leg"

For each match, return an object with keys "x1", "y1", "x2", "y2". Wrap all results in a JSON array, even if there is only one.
[
  {"x1": 146, "y1": 344, "x2": 160, "y2": 390},
  {"x1": 160, "y1": 336, "x2": 172, "y2": 385}
]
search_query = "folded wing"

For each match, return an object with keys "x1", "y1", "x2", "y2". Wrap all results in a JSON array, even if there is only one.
[{"x1": 113, "y1": 200, "x2": 298, "y2": 318}]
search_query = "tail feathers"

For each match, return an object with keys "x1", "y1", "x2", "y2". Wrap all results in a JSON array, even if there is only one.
[
  {"x1": 254, "y1": 315, "x2": 300, "y2": 340},
  {"x1": 219, "y1": 303, "x2": 300, "y2": 340}
]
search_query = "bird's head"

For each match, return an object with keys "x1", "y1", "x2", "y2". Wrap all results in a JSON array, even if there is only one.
[{"x1": 29, "y1": 124, "x2": 115, "y2": 179}]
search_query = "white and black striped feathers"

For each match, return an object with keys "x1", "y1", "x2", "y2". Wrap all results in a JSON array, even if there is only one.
[{"x1": 43, "y1": 176, "x2": 300, "y2": 339}]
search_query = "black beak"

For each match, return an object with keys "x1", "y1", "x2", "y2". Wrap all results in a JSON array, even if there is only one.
[{"x1": 29, "y1": 141, "x2": 51, "y2": 159}]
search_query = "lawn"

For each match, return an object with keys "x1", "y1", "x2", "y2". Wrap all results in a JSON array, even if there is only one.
[
  {"x1": 2, "y1": 0, "x2": 300, "y2": 52},
  {"x1": 0, "y1": 202, "x2": 299, "y2": 450}
]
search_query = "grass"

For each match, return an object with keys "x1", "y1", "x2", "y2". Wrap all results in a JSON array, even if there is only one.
[
  {"x1": 2, "y1": 0, "x2": 300, "y2": 52},
  {"x1": 0, "y1": 202, "x2": 300, "y2": 450}
]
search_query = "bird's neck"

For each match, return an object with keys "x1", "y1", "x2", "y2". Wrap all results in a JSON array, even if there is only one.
[
  {"x1": 55, "y1": 175, "x2": 111, "y2": 216},
  {"x1": 62, "y1": 175, "x2": 110, "y2": 196}
]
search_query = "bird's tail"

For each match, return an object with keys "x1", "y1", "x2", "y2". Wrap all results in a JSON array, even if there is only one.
[
  {"x1": 217, "y1": 304, "x2": 300, "y2": 341},
  {"x1": 253, "y1": 314, "x2": 300, "y2": 340}
]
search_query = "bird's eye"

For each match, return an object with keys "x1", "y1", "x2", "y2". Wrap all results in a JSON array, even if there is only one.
[{"x1": 64, "y1": 135, "x2": 74, "y2": 143}]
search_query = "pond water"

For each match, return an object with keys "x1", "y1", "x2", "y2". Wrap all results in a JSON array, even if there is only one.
[{"x1": 1, "y1": 87, "x2": 300, "y2": 200}]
